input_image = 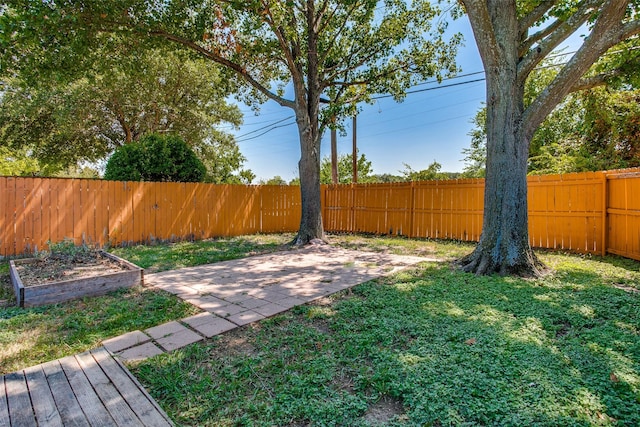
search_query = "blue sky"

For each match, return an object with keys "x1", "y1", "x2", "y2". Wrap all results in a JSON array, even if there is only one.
[{"x1": 231, "y1": 16, "x2": 486, "y2": 182}]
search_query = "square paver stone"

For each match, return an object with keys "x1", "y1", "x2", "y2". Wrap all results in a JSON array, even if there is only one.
[
  {"x1": 209, "y1": 302, "x2": 248, "y2": 318},
  {"x1": 116, "y1": 342, "x2": 164, "y2": 362},
  {"x1": 145, "y1": 321, "x2": 186, "y2": 339},
  {"x1": 227, "y1": 310, "x2": 265, "y2": 326},
  {"x1": 238, "y1": 297, "x2": 270, "y2": 310},
  {"x1": 145, "y1": 321, "x2": 204, "y2": 351},
  {"x1": 181, "y1": 313, "x2": 237, "y2": 337},
  {"x1": 253, "y1": 303, "x2": 289, "y2": 317},
  {"x1": 102, "y1": 330, "x2": 151, "y2": 354},
  {"x1": 186, "y1": 295, "x2": 229, "y2": 311},
  {"x1": 156, "y1": 329, "x2": 204, "y2": 352}
]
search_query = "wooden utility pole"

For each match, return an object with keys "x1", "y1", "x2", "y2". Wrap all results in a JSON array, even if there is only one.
[
  {"x1": 352, "y1": 115, "x2": 357, "y2": 183},
  {"x1": 331, "y1": 127, "x2": 338, "y2": 184}
]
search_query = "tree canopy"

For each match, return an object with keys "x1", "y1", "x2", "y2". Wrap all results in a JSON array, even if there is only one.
[
  {"x1": 320, "y1": 152, "x2": 374, "y2": 184},
  {"x1": 0, "y1": 0, "x2": 461, "y2": 244},
  {"x1": 0, "y1": 44, "x2": 251, "y2": 182}
]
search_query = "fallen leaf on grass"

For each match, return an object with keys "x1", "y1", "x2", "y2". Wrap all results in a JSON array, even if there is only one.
[{"x1": 465, "y1": 338, "x2": 476, "y2": 345}]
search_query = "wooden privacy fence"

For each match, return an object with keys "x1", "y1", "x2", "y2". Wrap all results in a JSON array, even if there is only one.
[
  {"x1": 0, "y1": 178, "x2": 300, "y2": 256},
  {"x1": 1, "y1": 168, "x2": 639, "y2": 261}
]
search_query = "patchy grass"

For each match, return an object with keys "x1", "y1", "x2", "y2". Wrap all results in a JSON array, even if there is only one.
[
  {"x1": 132, "y1": 252, "x2": 640, "y2": 426},
  {"x1": 0, "y1": 286, "x2": 199, "y2": 374},
  {"x1": 328, "y1": 233, "x2": 474, "y2": 260},
  {"x1": 109, "y1": 234, "x2": 294, "y2": 273},
  {"x1": 108, "y1": 233, "x2": 473, "y2": 274}
]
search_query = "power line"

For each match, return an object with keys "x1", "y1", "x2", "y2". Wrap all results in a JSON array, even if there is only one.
[
  {"x1": 372, "y1": 77, "x2": 486, "y2": 100},
  {"x1": 236, "y1": 119, "x2": 297, "y2": 142},
  {"x1": 235, "y1": 115, "x2": 295, "y2": 139}
]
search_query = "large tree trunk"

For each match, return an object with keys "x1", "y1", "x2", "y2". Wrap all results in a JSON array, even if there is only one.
[
  {"x1": 291, "y1": 3, "x2": 326, "y2": 246},
  {"x1": 459, "y1": 4, "x2": 544, "y2": 276},
  {"x1": 293, "y1": 118, "x2": 325, "y2": 245},
  {"x1": 459, "y1": 94, "x2": 545, "y2": 275}
]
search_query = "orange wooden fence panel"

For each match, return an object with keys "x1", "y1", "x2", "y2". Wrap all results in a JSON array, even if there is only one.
[
  {"x1": 606, "y1": 169, "x2": 640, "y2": 261},
  {"x1": 527, "y1": 172, "x2": 606, "y2": 254},
  {"x1": 2, "y1": 169, "x2": 640, "y2": 260},
  {"x1": 0, "y1": 178, "x2": 303, "y2": 256}
]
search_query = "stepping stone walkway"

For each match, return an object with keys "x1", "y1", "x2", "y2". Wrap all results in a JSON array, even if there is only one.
[{"x1": 103, "y1": 245, "x2": 431, "y2": 361}]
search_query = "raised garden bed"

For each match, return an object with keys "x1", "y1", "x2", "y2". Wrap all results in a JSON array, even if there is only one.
[{"x1": 9, "y1": 251, "x2": 143, "y2": 307}]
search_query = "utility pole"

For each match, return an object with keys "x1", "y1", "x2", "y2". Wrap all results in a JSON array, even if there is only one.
[
  {"x1": 352, "y1": 115, "x2": 357, "y2": 184},
  {"x1": 331, "y1": 126, "x2": 338, "y2": 184}
]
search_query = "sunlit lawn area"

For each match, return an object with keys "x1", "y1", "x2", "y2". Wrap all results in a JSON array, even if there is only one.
[{"x1": 1, "y1": 234, "x2": 639, "y2": 425}]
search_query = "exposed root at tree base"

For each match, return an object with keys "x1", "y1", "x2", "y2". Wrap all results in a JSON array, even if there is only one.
[
  {"x1": 290, "y1": 233, "x2": 329, "y2": 247},
  {"x1": 457, "y1": 251, "x2": 549, "y2": 278}
]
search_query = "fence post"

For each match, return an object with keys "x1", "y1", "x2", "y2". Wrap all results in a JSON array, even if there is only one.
[
  {"x1": 602, "y1": 172, "x2": 608, "y2": 257},
  {"x1": 350, "y1": 183, "x2": 356, "y2": 233},
  {"x1": 409, "y1": 181, "x2": 415, "y2": 238}
]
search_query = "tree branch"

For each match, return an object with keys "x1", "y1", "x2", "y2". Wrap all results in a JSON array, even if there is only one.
[
  {"x1": 522, "y1": 0, "x2": 631, "y2": 139},
  {"x1": 570, "y1": 69, "x2": 623, "y2": 92},
  {"x1": 518, "y1": 0, "x2": 601, "y2": 82},
  {"x1": 518, "y1": 0, "x2": 558, "y2": 37},
  {"x1": 518, "y1": 18, "x2": 563, "y2": 58},
  {"x1": 461, "y1": 0, "x2": 501, "y2": 69},
  {"x1": 148, "y1": 29, "x2": 295, "y2": 110}
]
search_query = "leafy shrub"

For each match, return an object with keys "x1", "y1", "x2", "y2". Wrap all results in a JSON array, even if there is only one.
[{"x1": 104, "y1": 134, "x2": 206, "y2": 182}]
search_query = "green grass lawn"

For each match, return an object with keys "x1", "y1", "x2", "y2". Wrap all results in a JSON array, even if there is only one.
[
  {"x1": 130, "y1": 249, "x2": 640, "y2": 426},
  {"x1": 0, "y1": 234, "x2": 293, "y2": 374},
  {"x1": 1, "y1": 234, "x2": 639, "y2": 425}
]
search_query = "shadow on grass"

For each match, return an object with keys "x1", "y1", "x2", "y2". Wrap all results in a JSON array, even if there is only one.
[{"x1": 132, "y1": 259, "x2": 640, "y2": 426}]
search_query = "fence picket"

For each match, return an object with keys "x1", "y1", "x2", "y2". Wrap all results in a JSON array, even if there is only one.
[{"x1": 1, "y1": 170, "x2": 639, "y2": 261}]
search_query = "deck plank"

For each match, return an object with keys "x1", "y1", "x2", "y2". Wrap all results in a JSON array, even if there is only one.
[
  {"x1": 4, "y1": 371, "x2": 37, "y2": 426},
  {"x1": 0, "y1": 376, "x2": 10, "y2": 427},
  {"x1": 59, "y1": 355, "x2": 116, "y2": 426},
  {"x1": 41, "y1": 360, "x2": 91, "y2": 427},
  {"x1": 90, "y1": 348, "x2": 173, "y2": 426},
  {"x1": 23, "y1": 365, "x2": 63, "y2": 427},
  {"x1": 74, "y1": 351, "x2": 144, "y2": 427}
]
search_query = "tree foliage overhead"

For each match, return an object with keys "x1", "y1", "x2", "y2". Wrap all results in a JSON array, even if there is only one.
[
  {"x1": 0, "y1": 0, "x2": 461, "y2": 244},
  {"x1": 456, "y1": 0, "x2": 640, "y2": 276},
  {"x1": 104, "y1": 134, "x2": 207, "y2": 182},
  {"x1": 0, "y1": 44, "x2": 251, "y2": 182},
  {"x1": 463, "y1": 85, "x2": 640, "y2": 177}
]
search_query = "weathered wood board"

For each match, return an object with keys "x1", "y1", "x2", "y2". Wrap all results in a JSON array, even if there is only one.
[{"x1": 9, "y1": 251, "x2": 143, "y2": 307}]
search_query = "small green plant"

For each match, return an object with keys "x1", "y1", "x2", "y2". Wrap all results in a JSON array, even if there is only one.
[{"x1": 41, "y1": 238, "x2": 96, "y2": 263}]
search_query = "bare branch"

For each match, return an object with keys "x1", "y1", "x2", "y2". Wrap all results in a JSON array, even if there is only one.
[
  {"x1": 620, "y1": 19, "x2": 640, "y2": 41},
  {"x1": 570, "y1": 69, "x2": 623, "y2": 92},
  {"x1": 518, "y1": 0, "x2": 558, "y2": 37},
  {"x1": 518, "y1": 18, "x2": 563, "y2": 58}
]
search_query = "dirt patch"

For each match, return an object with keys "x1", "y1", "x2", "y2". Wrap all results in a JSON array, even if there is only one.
[
  {"x1": 612, "y1": 283, "x2": 639, "y2": 293},
  {"x1": 15, "y1": 251, "x2": 128, "y2": 286},
  {"x1": 363, "y1": 396, "x2": 406, "y2": 425}
]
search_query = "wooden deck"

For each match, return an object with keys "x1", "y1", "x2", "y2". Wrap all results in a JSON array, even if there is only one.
[{"x1": 0, "y1": 347, "x2": 173, "y2": 426}]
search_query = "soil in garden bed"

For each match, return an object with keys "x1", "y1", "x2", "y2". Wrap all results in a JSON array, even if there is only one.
[{"x1": 16, "y1": 251, "x2": 129, "y2": 287}]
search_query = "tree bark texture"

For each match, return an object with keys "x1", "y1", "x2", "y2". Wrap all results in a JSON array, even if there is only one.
[
  {"x1": 294, "y1": 120, "x2": 325, "y2": 245},
  {"x1": 292, "y1": 2, "x2": 326, "y2": 245},
  {"x1": 460, "y1": 0, "x2": 543, "y2": 276},
  {"x1": 459, "y1": 0, "x2": 639, "y2": 275}
]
